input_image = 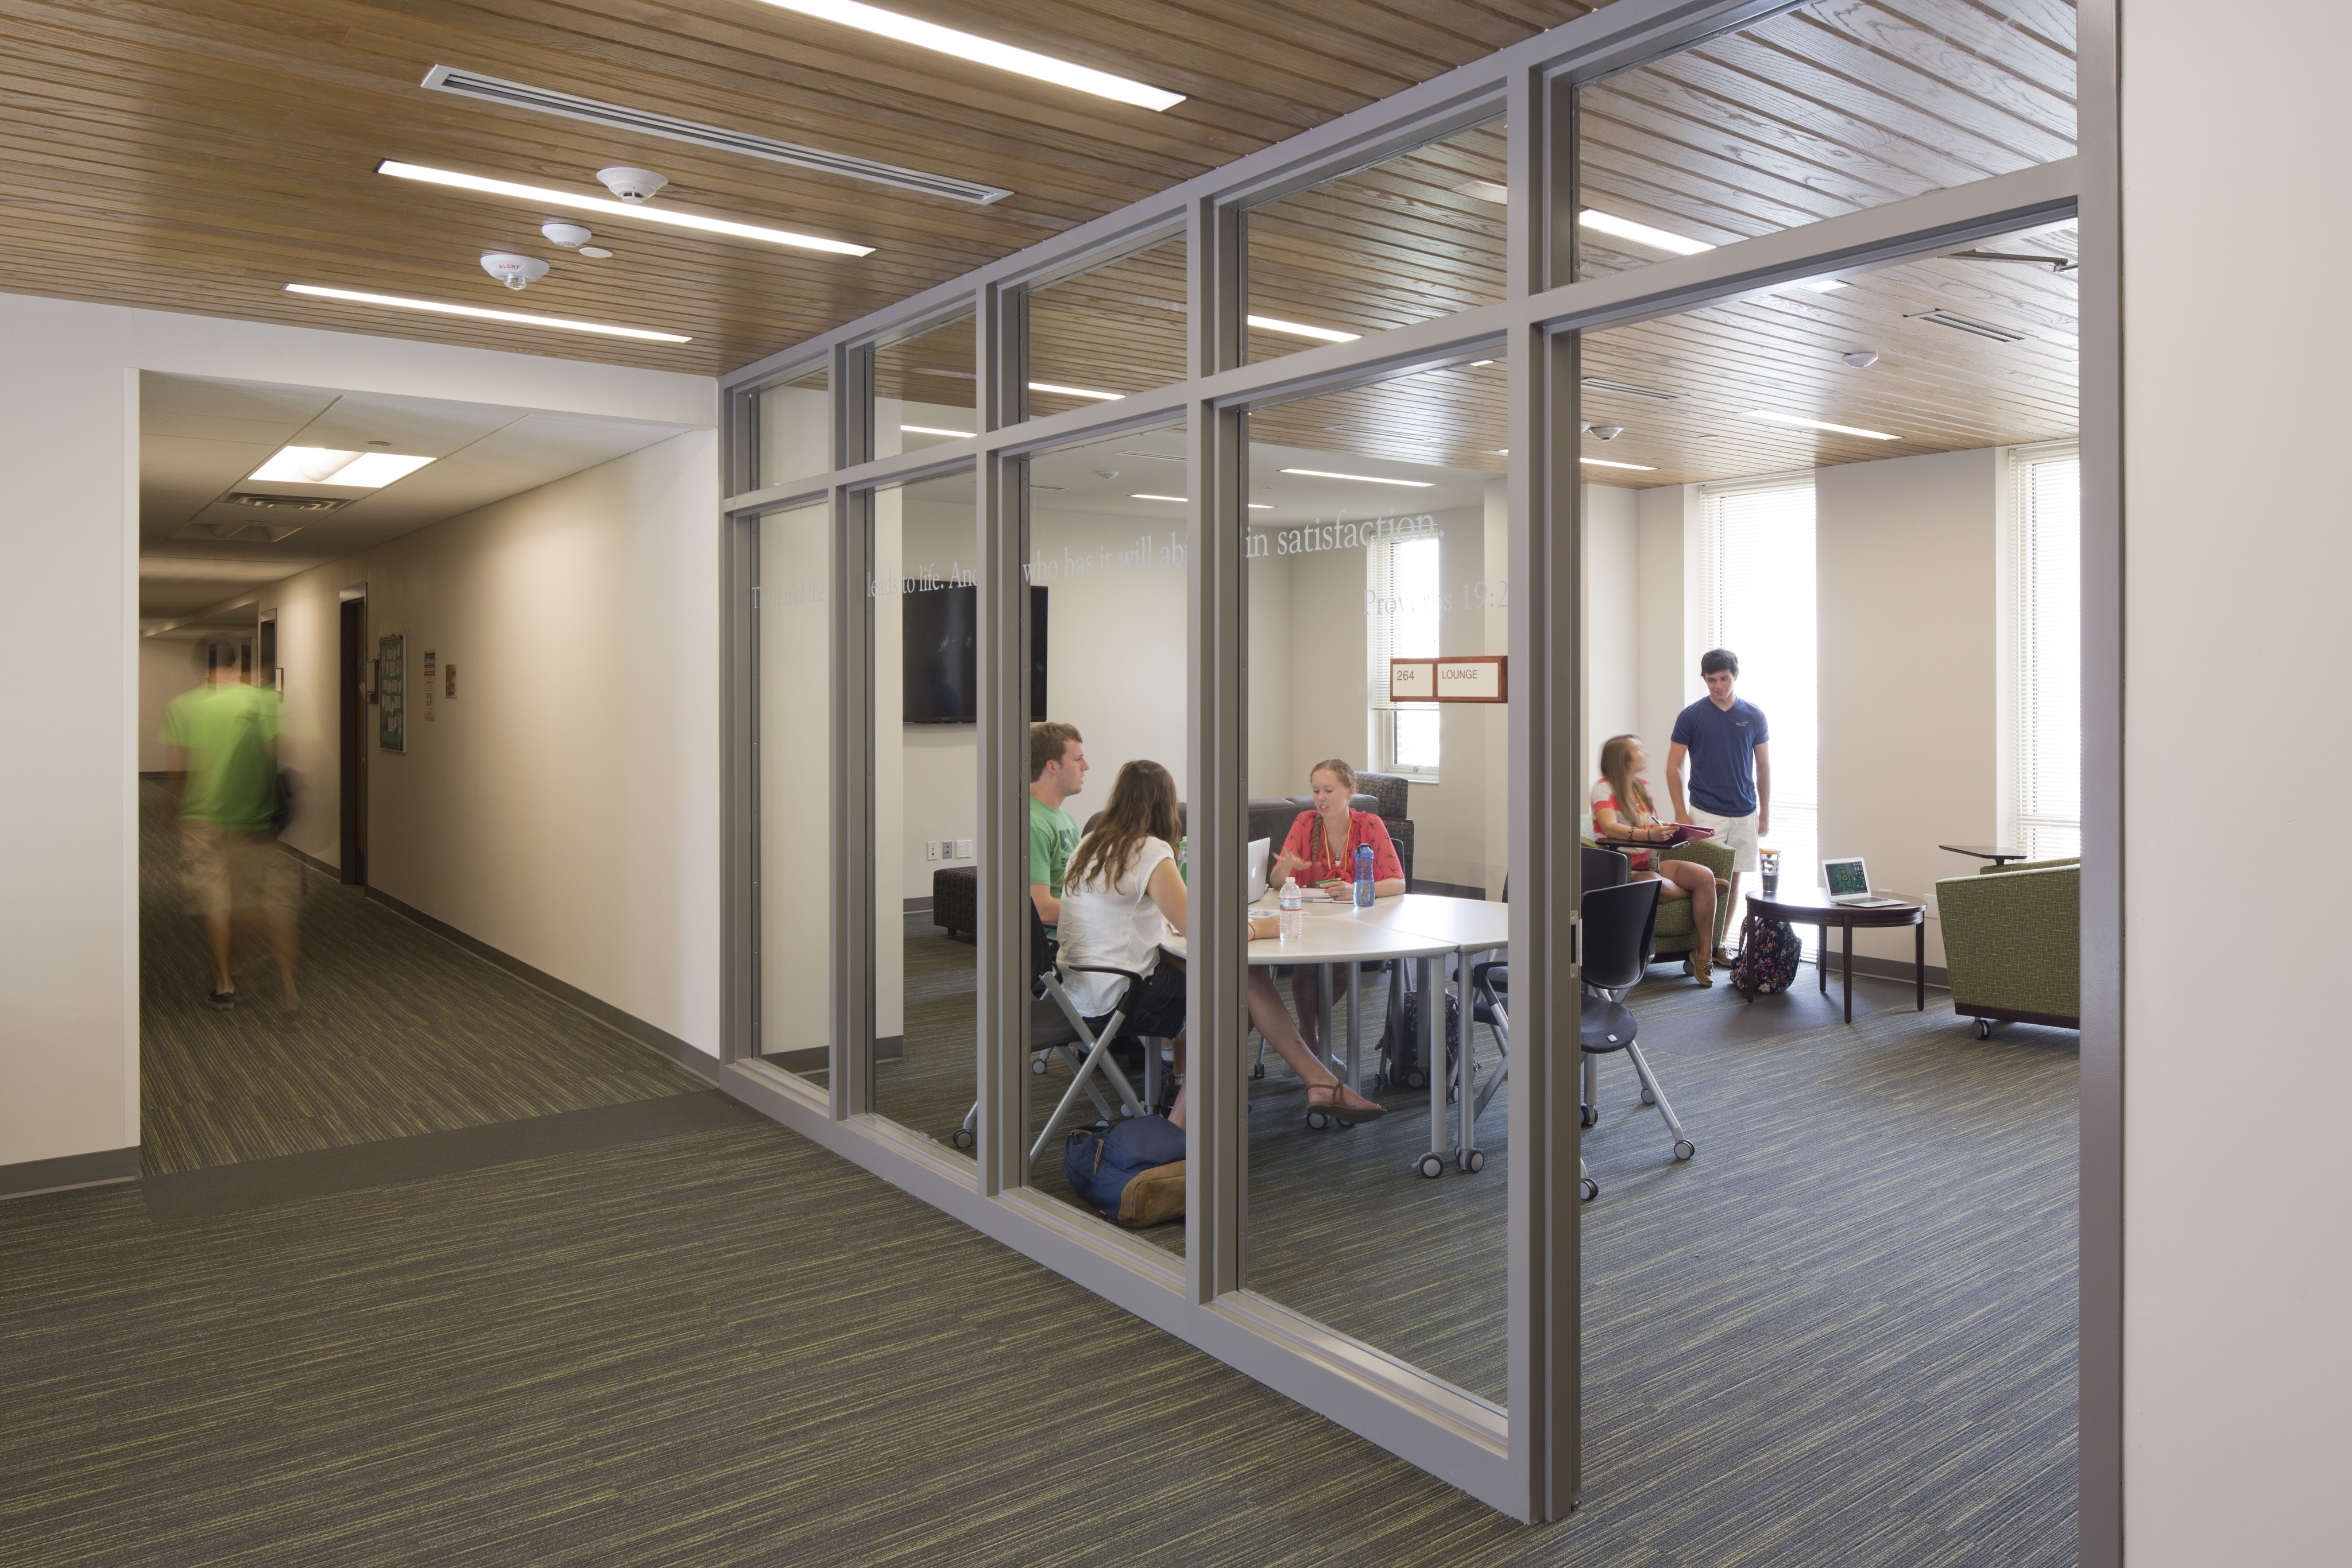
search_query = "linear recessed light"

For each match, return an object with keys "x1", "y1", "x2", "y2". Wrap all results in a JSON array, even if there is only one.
[
  {"x1": 1248, "y1": 315, "x2": 1360, "y2": 343},
  {"x1": 1028, "y1": 381, "x2": 1123, "y2": 401},
  {"x1": 247, "y1": 447, "x2": 435, "y2": 487},
  {"x1": 1581, "y1": 377, "x2": 1680, "y2": 401},
  {"x1": 1581, "y1": 457, "x2": 1657, "y2": 471},
  {"x1": 328, "y1": 452, "x2": 437, "y2": 486},
  {"x1": 283, "y1": 284, "x2": 692, "y2": 342},
  {"x1": 1130, "y1": 493, "x2": 1270, "y2": 509},
  {"x1": 1469, "y1": 359, "x2": 1496, "y2": 367},
  {"x1": 751, "y1": 0, "x2": 1184, "y2": 111},
  {"x1": 375, "y1": 161, "x2": 872, "y2": 255},
  {"x1": 1457, "y1": 179, "x2": 1510, "y2": 204},
  {"x1": 900, "y1": 424, "x2": 972, "y2": 438},
  {"x1": 1579, "y1": 208, "x2": 1715, "y2": 256},
  {"x1": 1742, "y1": 409, "x2": 1898, "y2": 440},
  {"x1": 1279, "y1": 468, "x2": 1433, "y2": 488},
  {"x1": 1804, "y1": 278, "x2": 1850, "y2": 292}
]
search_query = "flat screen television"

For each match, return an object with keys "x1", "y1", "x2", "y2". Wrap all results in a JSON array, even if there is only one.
[{"x1": 903, "y1": 584, "x2": 1047, "y2": 723}]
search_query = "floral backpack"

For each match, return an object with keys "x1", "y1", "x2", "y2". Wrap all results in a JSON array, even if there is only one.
[{"x1": 1731, "y1": 916, "x2": 1803, "y2": 998}]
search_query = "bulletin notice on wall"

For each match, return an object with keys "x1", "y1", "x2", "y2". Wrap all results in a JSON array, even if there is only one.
[{"x1": 378, "y1": 633, "x2": 405, "y2": 752}]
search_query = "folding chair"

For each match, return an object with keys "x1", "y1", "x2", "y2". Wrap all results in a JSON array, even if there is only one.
[{"x1": 951, "y1": 909, "x2": 1150, "y2": 1162}]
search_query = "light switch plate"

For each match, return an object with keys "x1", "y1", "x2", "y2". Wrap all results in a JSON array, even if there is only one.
[
  {"x1": 926, "y1": 841, "x2": 939, "y2": 861},
  {"x1": 956, "y1": 839, "x2": 974, "y2": 860}
]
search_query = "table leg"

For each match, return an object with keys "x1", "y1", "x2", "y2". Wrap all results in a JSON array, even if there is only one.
[
  {"x1": 1915, "y1": 921, "x2": 1927, "y2": 1012},
  {"x1": 1456, "y1": 946, "x2": 1479, "y2": 1168},
  {"x1": 1345, "y1": 959, "x2": 1361, "y2": 1093},
  {"x1": 1842, "y1": 923, "x2": 1854, "y2": 1024},
  {"x1": 1425, "y1": 956, "x2": 1446, "y2": 1165},
  {"x1": 1317, "y1": 962, "x2": 1335, "y2": 1077},
  {"x1": 1819, "y1": 926, "x2": 1829, "y2": 992}
]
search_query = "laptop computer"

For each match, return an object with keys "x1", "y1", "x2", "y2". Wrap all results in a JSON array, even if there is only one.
[
  {"x1": 1822, "y1": 856, "x2": 1909, "y2": 908},
  {"x1": 1247, "y1": 837, "x2": 1271, "y2": 902}
]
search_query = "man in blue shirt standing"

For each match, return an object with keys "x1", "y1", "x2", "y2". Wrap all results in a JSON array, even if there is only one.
[{"x1": 1666, "y1": 648, "x2": 1770, "y2": 968}]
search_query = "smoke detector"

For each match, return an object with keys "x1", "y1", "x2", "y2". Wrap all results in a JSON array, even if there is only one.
[
  {"x1": 541, "y1": 221, "x2": 593, "y2": 249},
  {"x1": 480, "y1": 253, "x2": 550, "y2": 291},
  {"x1": 1587, "y1": 425, "x2": 1625, "y2": 441},
  {"x1": 1842, "y1": 351, "x2": 1880, "y2": 369},
  {"x1": 595, "y1": 166, "x2": 668, "y2": 203}
]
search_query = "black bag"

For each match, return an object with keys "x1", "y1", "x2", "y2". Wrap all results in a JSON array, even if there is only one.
[
  {"x1": 1378, "y1": 982, "x2": 1460, "y2": 1093},
  {"x1": 1731, "y1": 916, "x2": 1803, "y2": 997}
]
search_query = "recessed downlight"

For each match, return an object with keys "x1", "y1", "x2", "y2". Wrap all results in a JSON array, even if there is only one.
[
  {"x1": 1248, "y1": 315, "x2": 1360, "y2": 343},
  {"x1": 751, "y1": 0, "x2": 1184, "y2": 111},
  {"x1": 374, "y1": 160, "x2": 873, "y2": 255},
  {"x1": 283, "y1": 284, "x2": 691, "y2": 343},
  {"x1": 1578, "y1": 208, "x2": 1714, "y2": 255},
  {"x1": 1278, "y1": 468, "x2": 1433, "y2": 488},
  {"x1": 1742, "y1": 409, "x2": 1898, "y2": 440}
]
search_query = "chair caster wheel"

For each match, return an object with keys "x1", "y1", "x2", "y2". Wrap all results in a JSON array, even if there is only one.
[
  {"x1": 1459, "y1": 1148, "x2": 1485, "y2": 1174},
  {"x1": 1305, "y1": 1109, "x2": 1332, "y2": 1131},
  {"x1": 951, "y1": 1128, "x2": 974, "y2": 1149},
  {"x1": 1640, "y1": 1087, "x2": 1656, "y2": 1105},
  {"x1": 1119, "y1": 1104, "x2": 1136, "y2": 1118},
  {"x1": 1030, "y1": 1058, "x2": 1047, "y2": 1075},
  {"x1": 1580, "y1": 1104, "x2": 1596, "y2": 1128},
  {"x1": 1581, "y1": 1178, "x2": 1599, "y2": 1201},
  {"x1": 1406, "y1": 1068, "x2": 1427, "y2": 1090},
  {"x1": 1673, "y1": 1140, "x2": 1695, "y2": 1161},
  {"x1": 1975, "y1": 1018, "x2": 1993, "y2": 1039},
  {"x1": 1415, "y1": 1152, "x2": 1445, "y2": 1179}
]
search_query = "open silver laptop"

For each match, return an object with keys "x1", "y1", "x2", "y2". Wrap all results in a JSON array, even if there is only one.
[
  {"x1": 1822, "y1": 856, "x2": 1908, "y2": 908},
  {"x1": 1247, "y1": 837, "x2": 1271, "y2": 901}
]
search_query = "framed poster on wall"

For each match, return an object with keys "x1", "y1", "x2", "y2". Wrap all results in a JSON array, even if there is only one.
[{"x1": 378, "y1": 633, "x2": 405, "y2": 752}]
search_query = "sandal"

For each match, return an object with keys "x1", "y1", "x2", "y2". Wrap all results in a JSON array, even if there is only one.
[{"x1": 1307, "y1": 1082, "x2": 1387, "y2": 1124}]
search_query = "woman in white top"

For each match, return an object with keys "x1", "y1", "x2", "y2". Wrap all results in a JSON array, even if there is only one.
[
  {"x1": 1591, "y1": 734, "x2": 1725, "y2": 986},
  {"x1": 1058, "y1": 760, "x2": 1384, "y2": 1129}
]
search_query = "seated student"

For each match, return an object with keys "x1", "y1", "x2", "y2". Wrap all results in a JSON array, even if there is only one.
[
  {"x1": 1591, "y1": 733, "x2": 1726, "y2": 987},
  {"x1": 1057, "y1": 758, "x2": 1384, "y2": 1130},
  {"x1": 1270, "y1": 757, "x2": 1406, "y2": 1059},
  {"x1": 1027, "y1": 721, "x2": 1089, "y2": 928}
]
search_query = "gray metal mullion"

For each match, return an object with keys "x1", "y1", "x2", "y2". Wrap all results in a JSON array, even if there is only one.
[
  {"x1": 835, "y1": 483, "x2": 874, "y2": 1118},
  {"x1": 721, "y1": 510, "x2": 757, "y2": 1067},
  {"x1": 975, "y1": 440, "x2": 1023, "y2": 1198},
  {"x1": 835, "y1": 339, "x2": 868, "y2": 474},
  {"x1": 1504, "y1": 321, "x2": 1583, "y2": 1521},
  {"x1": 1192, "y1": 192, "x2": 1243, "y2": 380}
]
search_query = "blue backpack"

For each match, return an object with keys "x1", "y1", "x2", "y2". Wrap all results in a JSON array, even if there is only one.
[{"x1": 1064, "y1": 1114, "x2": 1186, "y2": 1227}]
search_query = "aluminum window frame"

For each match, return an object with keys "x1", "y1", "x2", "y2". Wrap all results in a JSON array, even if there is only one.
[{"x1": 712, "y1": 0, "x2": 2119, "y2": 1540}]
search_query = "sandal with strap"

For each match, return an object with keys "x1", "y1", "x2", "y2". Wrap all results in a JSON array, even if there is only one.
[{"x1": 1307, "y1": 1082, "x2": 1387, "y2": 1124}]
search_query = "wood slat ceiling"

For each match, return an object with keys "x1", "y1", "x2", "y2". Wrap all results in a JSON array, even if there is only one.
[{"x1": 0, "y1": 0, "x2": 1597, "y2": 376}]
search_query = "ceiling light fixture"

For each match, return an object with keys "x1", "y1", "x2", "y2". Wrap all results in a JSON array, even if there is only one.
[
  {"x1": 1248, "y1": 315, "x2": 1360, "y2": 343},
  {"x1": 248, "y1": 446, "x2": 435, "y2": 487},
  {"x1": 1130, "y1": 493, "x2": 1270, "y2": 509},
  {"x1": 1805, "y1": 278, "x2": 1850, "y2": 292},
  {"x1": 750, "y1": 0, "x2": 1184, "y2": 111},
  {"x1": 1278, "y1": 468, "x2": 1433, "y2": 488},
  {"x1": 374, "y1": 160, "x2": 873, "y2": 255},
  {"x1": 283, "y1": 284, "x2": 693, "y2": 342},
  {"x1": 327, "y1": 452, "x2": 438, "y2": 486},
  {"x1": 900, "y1": 424, "x2": 972, "y2": 438},
  {"x1": 1578, "y1": 208, "x2": 1715, "y2": 255},
  {"x1": 1581, "y1": 457, "x2": 1657, "y2": 471},
  {"x1": 1742, "y1": 409, "x2": 1899, "y2": 440},
  {"x1": 1028, "y1": 381, "x2": 1123, "y2": 401}
]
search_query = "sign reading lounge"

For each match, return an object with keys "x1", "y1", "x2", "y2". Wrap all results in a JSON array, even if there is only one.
[{"x1": 1388, "y1": 655, "x2": 1507, "y2": 703}]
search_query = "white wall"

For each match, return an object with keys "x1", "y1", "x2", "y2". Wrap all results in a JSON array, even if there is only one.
[
  {"x1": 137, "y1": 638, "x2": 205, "y2": 773},
  {"x1": 1637, "y1": 483, "x2": 1703, "y2": 766},
  {"x1": 1816, "y1": 449, "x2": 2000, "y2": 966},
  {"x1": 2122, "y1": 2, "x2": 2351, "y2": 1558},
  {"x1": 0, "y1": 288, "x2": 708, "y2": 1175},
  {"x1": 1584, "y1": 483, "x2": 1641, "y2": 787},
  {"x1": 262, "y1": 431, "x2": 722, "y2": 1056}
]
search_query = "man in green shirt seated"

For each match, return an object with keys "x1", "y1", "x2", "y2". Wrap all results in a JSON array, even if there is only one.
[
  {"x1": 159, "y1": 643, "x2": 300, "y2": 1011},
  {"x1": 1027, "y1": 721, "x2": 1089, "y2": 929}
]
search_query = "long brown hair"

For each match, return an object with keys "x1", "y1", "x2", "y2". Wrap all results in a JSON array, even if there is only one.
[
  {"x1": 1598, "y1": 734, "x2": 1654, "y2": 826},
  {"x1": 1062, "y1": 760, "x2": 1181, "y2": 893}
]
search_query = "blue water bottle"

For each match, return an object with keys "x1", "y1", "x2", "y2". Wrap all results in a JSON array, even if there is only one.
[{"x1": 1355, "y1": 843, "x2": 1375, "y2": 907}]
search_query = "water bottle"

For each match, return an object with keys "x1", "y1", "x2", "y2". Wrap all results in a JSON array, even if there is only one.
[
  {"x1": 1355, "y1": 843, "x2": 1375, "y2": 907},
  {"x1": 1278, "y1": 876, "x2": 1305, "y2": 943},
  {"x1": 1178, "y1": 834, "x2": 1188, "y2": 884}
]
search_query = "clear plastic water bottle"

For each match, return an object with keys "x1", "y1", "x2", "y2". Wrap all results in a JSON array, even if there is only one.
[
  {"x1": 1355, "y1": 843, "x2": 1375, "y2": 907},
  {"x1": 1278, "y1": 876, "x2": 1305, "y2": 943}
]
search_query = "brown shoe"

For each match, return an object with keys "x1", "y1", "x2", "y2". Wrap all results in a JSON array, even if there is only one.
[{"x1": 1308, "y1": 1082, "x2": 1387, "y2": 1124}]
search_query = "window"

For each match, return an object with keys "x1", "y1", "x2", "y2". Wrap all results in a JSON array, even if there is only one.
[
  {"x1": 2005, "y1": 443, "x2": 2081, "y2": 861},
  {"x1": 1700, "y1": 475, "x2": 1817, "y2": 944},
  {"x1": 1368, "y1": 529, "x2": 1443, "y2": 779}
]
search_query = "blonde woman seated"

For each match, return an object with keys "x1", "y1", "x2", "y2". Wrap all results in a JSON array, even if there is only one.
[
  {"x1": 1592, "y1": 733, "x2": 1726, "y2": 986},
  {"x1": 1270, "y1": 757, "x2": 1407, "y2": 1060},
  {"x1": 1056, "y1": 758, "x2": 1384, "y2": 1130}
]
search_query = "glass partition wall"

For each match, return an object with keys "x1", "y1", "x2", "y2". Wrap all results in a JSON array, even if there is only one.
[{"x1": 714, "y1": 0, "x2": 2101, "y2": 1528}]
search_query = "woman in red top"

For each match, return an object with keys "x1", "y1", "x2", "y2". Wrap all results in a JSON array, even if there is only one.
[
  {"x1": 1591, "y1": 733, "x2": 1724, "y2": 986},
  {"x1": 1272, "y1": 758, "x2": 1406, "y2": 1060}
]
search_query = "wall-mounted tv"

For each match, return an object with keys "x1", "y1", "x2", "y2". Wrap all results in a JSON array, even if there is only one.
[{"x1": 903, "y1": 585, "x2": 1047, "y2": 724}]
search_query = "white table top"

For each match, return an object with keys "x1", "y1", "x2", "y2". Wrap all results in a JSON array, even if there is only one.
[{"x1": 1158, "y1": 890, "x2": 1506, "y2": 964}]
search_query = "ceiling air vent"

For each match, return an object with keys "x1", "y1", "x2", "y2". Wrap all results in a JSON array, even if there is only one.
[
  {"x1": 175, "y1": 520, "x2": 307, "y2": 543},
  {"x1": 1906, "y1": 309, "x2": 2033, "y2": 343},
  {"x1": 421, "y1": 65, "x2": 1014, "y2": 206},
  {"x1": 1581, "y1": 377, "x2": 1681, "y2": 401},
  {"x1": 225, "y1": 492, "x2": 350, "y2": 513}
]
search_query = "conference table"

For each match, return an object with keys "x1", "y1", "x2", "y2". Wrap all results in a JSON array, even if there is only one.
[{"x1": 1163, "y1": 891, "x2": 1508, "y2": 1177}]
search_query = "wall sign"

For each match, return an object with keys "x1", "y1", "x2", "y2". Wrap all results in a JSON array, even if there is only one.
[
  {"x1": 1389, "y1": 655, "x2": 1507, "y2": 703},
  {"x1": 378, "y1": 633, "x2": 406, "y2": 752},
  {"x1": 422, "y1": 650, "x2": 437, "y2": 722}
]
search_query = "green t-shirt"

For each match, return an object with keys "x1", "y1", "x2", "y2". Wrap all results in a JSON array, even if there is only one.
[
  {"x1": 160, "y1": 682, "x2": 281, "y2": 831},
  {"x1": 1028, "y1": 794, "x2": 1080, "y2": 912}
]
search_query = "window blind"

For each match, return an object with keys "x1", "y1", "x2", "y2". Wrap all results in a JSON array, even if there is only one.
[
  {"x1": 1367, "y1": 532, "x2": 1443, "y2": 773},
  {"x1": 2007, "y1": 444, "x2": 2081, "y2": 860}
]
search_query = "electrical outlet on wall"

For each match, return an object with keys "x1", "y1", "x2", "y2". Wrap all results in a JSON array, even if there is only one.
[
  {"x1": 956, "y1": 839, "x2": 974, "y2": 860},
  {"x1": 926, "y1": 841, "x2": 940, "y2": 862},
  {"x1": 1925, "y1": 893, "x2": 1939, "y2": 919}
]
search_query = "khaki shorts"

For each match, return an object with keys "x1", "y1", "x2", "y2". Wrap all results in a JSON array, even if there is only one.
[
  {"x1": 1689, "y1": 807, "x2": 1760, "y2": 873},
  {"x1": 181, "y1": 820, "x2": 300, "y2": 923}
]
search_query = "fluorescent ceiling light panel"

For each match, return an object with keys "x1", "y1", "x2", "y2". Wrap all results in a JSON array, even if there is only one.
[
  {"x1": 900, "y1": 424, "x2": 972, "y2": 438},
  {"x1": 1027, "y1": 381, "x2": 1123, "y2": 401},
  {"x1": 1278, "y1": 468, "x2": 1433, "y2": 488},
  {"x1": 1131, "y1": 493, "x2": 1270, "y2": 509},
  {"x1": 283, "y1": 284, "x2": 692, "y2": 342},
  {"x1": 1578, "y1": 208, "x2": 1715, "y2": 255},
  {"x1": 1457, "y1": 179, "x2": 1510, "y2": 204},
  {"x1": 1580, "y1": 457, "x2": 1657, "y2": 471},
  {"x1": 1247, "y1": 315, "x2": 1360, "y2": 343},
  {"x1": 375, "y1": 161, "x2": 872, "y2": 255},
  {"x1": 1742, "y1": 409, "x2": 1898, "y2": 440},
  {"x1": 328, "y1": 452, "x2": 438, "y2": 486},
  {"x1": 251, "y1": 447, "x2": 362, "y2": 483},
  {"x1": 1805, "y1": 278, "x2": 1849, "y2": 292},
  {"x1": 752, "y1": 0, "x2": 1183, "y2": 111}
]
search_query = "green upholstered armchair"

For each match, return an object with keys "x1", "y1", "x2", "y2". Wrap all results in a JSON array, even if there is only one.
[
  {"x1": 1583, "y1": 837, "x2": 1735, "y2": 968},
  {"x1": 1935, "y1": 857, "x2": 2080, "y2": 1036}
]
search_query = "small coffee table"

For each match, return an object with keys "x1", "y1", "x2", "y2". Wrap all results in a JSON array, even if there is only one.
[
  {"x1": 1939, "y1": 843, "x2": 2029, "y2": 866},
  {"x1": 1739, "y1": 892, "x2": 1927, "y2": 1024}
]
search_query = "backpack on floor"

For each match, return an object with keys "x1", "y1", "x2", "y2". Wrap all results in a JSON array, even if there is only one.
[
  {"x1": 1731, "y1": 917, "x2": 1803, "y2": 998},
  {"x1": 1064, "y1": 1114, "x2": 1186, "y2": 1227},
  {"x1": 1378, "y1": 985, "x2": 1461, "y2": 1094}
]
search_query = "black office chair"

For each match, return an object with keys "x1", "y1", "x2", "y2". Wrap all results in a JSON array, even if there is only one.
[
  {"x1": 1579, "y1": 877, "x2": 1695, "y2": 1167},
  {"x1": 1465, "y1": 854, "x2": 1626, "y2": 1146}
]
